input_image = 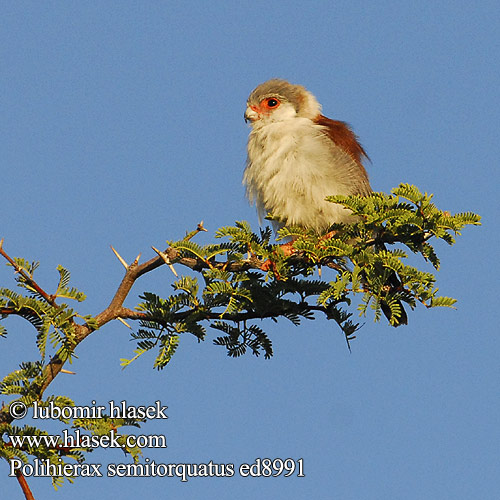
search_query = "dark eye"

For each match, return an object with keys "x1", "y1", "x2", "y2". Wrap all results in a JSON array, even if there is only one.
[{"x1": 267, "y1": 98, "x2": 279, "y2": 107}]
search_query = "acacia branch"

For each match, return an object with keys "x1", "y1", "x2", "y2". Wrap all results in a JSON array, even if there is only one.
[
  {"x1": 0, "y1": 232, "x2": 343, "y2": 426},
  {"x1": 117, "y1": 302, "x2": 331, "y2": 324},
  {"x1": 27, "y1": 241, "x2": 264, "y2": 395},
  {"x1": 0, "y1": 235, "x2": 263, "y2": 426}
]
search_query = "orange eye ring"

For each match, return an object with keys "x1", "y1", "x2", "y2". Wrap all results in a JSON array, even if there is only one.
[{"x1": 262, "y1": 97, "x2": 280, "y2": 109}]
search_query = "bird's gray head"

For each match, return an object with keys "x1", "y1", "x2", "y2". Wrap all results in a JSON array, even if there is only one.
[{"x1": 244, "y1": 78, "x2": 321, "y2": 124}]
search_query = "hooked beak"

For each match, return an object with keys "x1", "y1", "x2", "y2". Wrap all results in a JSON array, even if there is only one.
[{"x1": 244, "y1": 105, "x2": 259, "y2": 123}]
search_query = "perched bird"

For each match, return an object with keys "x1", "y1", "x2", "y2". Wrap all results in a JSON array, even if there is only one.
[
  {"x1": 243, "y1": 78, "x2": 371, "y2": 232},
  {"x1": 243, "y1": 78, "x2": 407, "y2": 325}
]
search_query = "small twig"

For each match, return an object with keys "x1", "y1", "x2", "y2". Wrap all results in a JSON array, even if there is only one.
[
  {"x1": 15, "y1": 470, "x2": 35, "y2": 500},
  {"x1": 0, "y1": 241, "x2": 57, "y2": 308},
  {"x1": 184, "y1": 220, "x2": 208, "y2": 241}
]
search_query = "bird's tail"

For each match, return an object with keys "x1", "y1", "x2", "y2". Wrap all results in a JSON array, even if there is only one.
[
  {"x1": 379, "y1": 270, "x2": 408, "y2": 327},
  {"x1": 367, "y1": 237, "x2": 408, "y2": 327}
]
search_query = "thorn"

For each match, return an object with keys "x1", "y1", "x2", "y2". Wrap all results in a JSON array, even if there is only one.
[
  {"x1": 110, "y1": 246, "x2": 128, "y2": 269},
  {"x1": 197, "y1": 221, "x2": 208, "y2": 232},
  {"x1": 152, "y1": 246, "x2": 178, "y2": 277},
  {"x1": 60, "y1": 369, "x2": 76, "y2": 375},
  {"x1": 0, "y1": 238, "x2": 3, "y2": 251},
  {"x1": 133, "y1": 253, "x2": 142, "y2": 265},
  {"x1": 117, "y1": 317, "x2": 132, "y2": 329}
]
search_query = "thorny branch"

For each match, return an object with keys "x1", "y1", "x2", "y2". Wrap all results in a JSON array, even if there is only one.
[
  {"x1": 0, "y1": 214, "x2": 436, "y2": 427},
  {"x1": 0, "y1": 227, "x2": 273, "y2": 426},
  {"x1": 1, "y1": 223, "x2": 228, "y2": 499}
]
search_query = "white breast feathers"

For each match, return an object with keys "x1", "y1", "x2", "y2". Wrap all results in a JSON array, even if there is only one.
[{"x1": 244, "y1": 118, "x2": 365, "y2": 232}]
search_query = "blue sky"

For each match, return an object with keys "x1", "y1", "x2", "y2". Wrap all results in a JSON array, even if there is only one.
[{"x1": 1, "y1": 1, "x2": 499, "y2": 499}]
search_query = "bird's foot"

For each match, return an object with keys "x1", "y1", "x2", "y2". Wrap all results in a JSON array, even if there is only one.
[{"x1": 259, "y1": 240, "x2": 297, "y2": 276}]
